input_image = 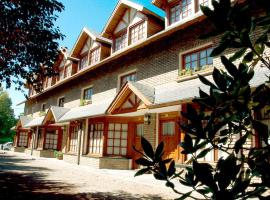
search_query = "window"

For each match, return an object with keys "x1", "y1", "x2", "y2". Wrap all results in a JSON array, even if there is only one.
[
  {"x1": 41, "y1": 103, "x2": 46, "y2": 112},
  {"x1": 18, "y1": 132, "x2": 28, "y2": 147},
  {"x1": 162, "y1": 121, "x2": 175, "y2": 136},
  {"x1": 44, "y1": 131, "x2": 58, "y2": 150},
  {"x1": 169, "y1": 0, "x2": 193, "y2": 25},
  {"x1": 114, "y1": 32, "x2": 127, "y2": 52},
  {"x1": 136, "y1": 124, "x2": 144, "y2": 136},
  {"x1": 69, "y1": 126, "x2": 78, "y2": 153},
  {"x1": 90, "y1": 47, "x2": 100, "y2": 65},
  {"x1": 170, "y1": 4, "x2": 180, "y2": 24},
  {"x1": 79, "y1": 54, "x2": 88, "y2": 70},
  {"x1": 120, "y1": 72, "x2": 137, "y2": 88},
  {"x1": 183, "y1": 46, "x2": 213, "y2": 72},
  {"x1": 130, "y1": 22, "x2": 146, "y2": 44},
  {"x1": 107, "y1": 123, "x2": 128, "y2": 156},
  {"x1": 58, "y1": 97, "x2": 65, "y2": 107},
  {"x1": 83, "y1": 87, "x2": 93, "y2": 101},
  {"x1": 88, "y1": 123, "x2": 104, "y2": 155}
]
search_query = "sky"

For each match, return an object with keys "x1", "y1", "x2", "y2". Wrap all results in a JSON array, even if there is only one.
[{"x1": 7, "y1": 0, "x2": 164, "y2": 117}]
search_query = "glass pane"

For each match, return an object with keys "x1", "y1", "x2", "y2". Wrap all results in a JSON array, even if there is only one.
[
  {"x1": 200, "y1": 50, "x2": 206, "y2": 58},
  {"x1": 191, "y1": 53, "x2": 197, "y2": 61},
  {"x1": 114, "y1": 147, "x2": 120, "y2": 154},
  {"x1": 107, "y1": 139, "x2": 113, "y2": 146},
  {"x1": 122, "y1": 124, "x2": 128, "y2": 131},
  {"x1": 115, "y1": 123, "x2": 121, "y2": 131},
  {"x1": 121, "y1": 140, "x2": 127, "y2": 147},
  {"x1": 115, "y1": 131, "x2": 120, "y2": 139},
  {"x1": 122, "y1": 131, "x2": 127, "y2": 139},
  {"x1": 109, "y1": 123, "x2": 114, "y2": 131},
  {"x1": 121, "y1": 148, "x2": 127, "y2": 155},
  {"x1": 200, "y1": 58, "x2": 207, "y2": 67},
  {"x1": 114, "y1": 139, "x2": 120, "y2": 146},
  {"x1": 108, "y1": 131, "x2": 113, "y2": 138},
  {"x1": 107, "y1": 147, "x2": 113, "y2": 154}
]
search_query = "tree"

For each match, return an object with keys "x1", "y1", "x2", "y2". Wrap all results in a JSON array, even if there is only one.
[
  {"x1": 134, "y1": 0, "x2": 270, "y2": 199},
  {"x1": 0, "y1": 88, "x2": 16, "y2": 143},
  {"x1": 0, "y1": 0, "x2": 64, "y2": 92}
]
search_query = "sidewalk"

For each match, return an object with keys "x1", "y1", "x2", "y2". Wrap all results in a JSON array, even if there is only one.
[{"x1": 0, "y1": 151, "x2": 187, "y2": 200}]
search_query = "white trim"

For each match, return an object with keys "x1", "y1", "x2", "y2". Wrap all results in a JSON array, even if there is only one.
[{"x1": 117, "y1": 69, "x2": 137, "y2": 90}]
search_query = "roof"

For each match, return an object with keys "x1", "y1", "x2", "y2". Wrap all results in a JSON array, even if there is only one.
[
  {"x1": 42, "y1": 106, "x2": 70, "y2": 124},
  {"x1": 25, "y1": 116, "x2": 45, "y2": 128},
  {"x1": 151, "y1": 0, "x2": 167, "y2": 10},
  {"x1": 154, "y1": 66, "x2": 269, "y2": 105},
  {"x1": 102, "y1": 0, "x2": 164, "y2": 37},
  {"x1": 107, "y1": 81, "x2": 155, "y2": 114},
  {"x1": 58, "y1": 98, "x2": 114, "y2": 122},
  {"x1": 70, "y1": 27, "x2": 112, "y2": 57}
]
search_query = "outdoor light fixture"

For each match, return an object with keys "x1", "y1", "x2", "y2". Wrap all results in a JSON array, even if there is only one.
[{"x1": 144, "y1": 113, "x2": 151, "y2": 125}]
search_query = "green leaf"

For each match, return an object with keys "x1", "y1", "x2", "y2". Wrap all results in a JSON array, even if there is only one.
[
  {"x1": 211, "y1": 41, "x2": 231, "y2": 57},
  {"x1": 141, "y1": 137, "x2": 154, "y2": 159},
  {"x1": 213, "y1": 68, "x2": 227, "y2": 91},
  {"x1": 168, "y1": 160, "x2": 176, "y2": 177},
  {"x1": 198, "y1": 74, "x2": 218, "y2": 89},
  {"x1": 154, "y1": 141, "x2": 164, "y2": 162},
  {"x1": 243, "y1": 51, "x2": 254, "y2": 63},
  {"x1": 229, "y1": 48, "x2": 247, "y2": 62},
  {"x1": 200, "y1": 5, "x2": 214, "y2": 17},
  {"x1": 134, "y1": 167, "x2": 150, "y2": 177},
  {"x1": 135, "y1": 158, "x2": 153, "y2": 166},
  {"x1": 196, "y1": 148, "x2": 212, "y2": 159},
  {"x1": 153, "y1": 172, "x2": 166, "y2": 180},
  {"x1": 234, "y1": 133, "x2": 249, "y2": 153},
  {"x1": 176, "y1": 191, "x2": 192, "y2": 200},
  {"x1": 221, "y1": 56, "x2": 239, "y2": 78}
]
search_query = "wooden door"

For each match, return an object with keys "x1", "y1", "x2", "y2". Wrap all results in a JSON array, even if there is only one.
[
  {"x1": 159, "y1": 120, "x2": 180, "y2": 162},
  {"x1": 133, "y1": 123, "x2": 144, "y2": 169}
]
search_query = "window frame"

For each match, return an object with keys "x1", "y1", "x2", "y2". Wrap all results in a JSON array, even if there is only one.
[
  {"x1": 44, "y1": 130, "x2": 58, "y2": 150},
  {"x1": 169, "y1": 0, "x2": 194, "y2": 25},
  {"x1": 81, "y1": 85, "x2": 94, "y2": 103},
  {"x1": 87, "y1": 123, "x2": 104, "y2": 155},
  {"x1": 89, "y1": 46, "x2": 101, "y2": 65},
  {"x1": 79, "y1": 53, "x2": 89, "y2": 70},
  {"x1": 58, "y1": 96, "x2": 65, "y2": 107},
  {"x1": 18, "y1": 131, "x2": 28, "y2": 147},
  {"x1": 113, "y1": 30, "x2": 128, "y2": 52},
  {"x1": 129, "y1": 21, "x2": 146, "y2": 45},
  {"x1": 41, "y1": 103, "x2": 46, "y2": 112},
  {"x1": 118, "y1": 70, "x2": 137, "y2": 89},
  {"x1": 68, "y1": 125, "x2": 79, "y2": 153}
]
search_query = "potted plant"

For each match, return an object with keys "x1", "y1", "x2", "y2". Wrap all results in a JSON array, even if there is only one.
[{"x1": 54, "y1": 150, "x2": 63, "y2": 160}]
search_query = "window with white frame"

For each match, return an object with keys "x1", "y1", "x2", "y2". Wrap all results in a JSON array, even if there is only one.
[
  {"x1": 169, "y1": 0, "x2": 193, "y2": 25},
  {"x1": 130, "y1": 22, "x2": 146, "y2": 44},
  {"x1": 107, "y1": 123, "x2": 128, "y2": 156},
  {"x1": 69, "y1": 126, "x2": 78, "y2": 153},
  {"x1": 44, "y1": 131, "x2": 58, "y2": 150},
  {"x1": 82, "y1": 87, "x2": 93, "y2": 101},
  {"x1": 79, "y1": 54, "x2": 88, "y2": 70},
  {"x1": 18, "y1": 132, "x2": 28, "y2": 147},
  {"x1": 90, "y1": 47, "x2": 100, "y2": 65},
  {"x1": 114, "y1": 32, "x2": 127, "y2": 52},
  {"x1": 88, "y1": 123, "x2": 104, "y2": 155},
  {"x1": 162, "y1": 121, "x2": 175, "y2": 136},
  {"x1": 120, "y1": 72, "x2": 137, "y2": 88},
  {"x1": 182, "y1": 46, "x2": 213, "y2": 72}
]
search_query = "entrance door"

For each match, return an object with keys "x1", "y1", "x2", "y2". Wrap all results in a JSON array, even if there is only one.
[
  {"x1": 133, "y1": 123, "x2": 144, "y2": 169},
  {"x1": 159, "y1": 120, "x2": 180, "y2": 161}
]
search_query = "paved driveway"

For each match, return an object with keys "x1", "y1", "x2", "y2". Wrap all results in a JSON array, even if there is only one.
[{"x1": 0, "y1": 151, "x2": 182, "y2": 200}]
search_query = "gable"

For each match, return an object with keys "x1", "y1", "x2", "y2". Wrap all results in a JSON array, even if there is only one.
[{"x1": 80, "y1": 37, "x2": 91, "y2": 55}]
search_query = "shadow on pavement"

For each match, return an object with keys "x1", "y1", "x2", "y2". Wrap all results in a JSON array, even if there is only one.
[{"x1": 0, "y1": 153, "x2": 167, "y2": 200}]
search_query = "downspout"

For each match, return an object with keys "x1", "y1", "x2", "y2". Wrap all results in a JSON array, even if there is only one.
[{"x1": 77, "y1": 121, "x2": 83, "y2": 165}]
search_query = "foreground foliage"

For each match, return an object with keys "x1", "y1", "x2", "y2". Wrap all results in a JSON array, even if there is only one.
[
  {"x1": 0, "y1": 88, "x2": 16, "y2": 143},
  {"x1": 134, "y1": 0, "x2": 270, "y2": 199},
  {"x1": 0, "y1": 0, "x2": 64, "y2": 92}
]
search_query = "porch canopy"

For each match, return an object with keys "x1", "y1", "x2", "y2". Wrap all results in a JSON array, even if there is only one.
[{"x1": 42, "y1": 106, "x2": 70, "y2": 125}]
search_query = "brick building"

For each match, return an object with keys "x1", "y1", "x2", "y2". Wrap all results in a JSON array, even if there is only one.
[{"x1": 13, "y1": 0, "x2": 269, "y2": 169}]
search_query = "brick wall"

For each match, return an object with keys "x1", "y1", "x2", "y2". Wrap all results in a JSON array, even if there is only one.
[{"x1": 25, "y1": 20, "x2": 215, "y2": 116}]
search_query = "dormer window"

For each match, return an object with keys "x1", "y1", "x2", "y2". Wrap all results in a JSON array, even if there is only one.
[
  {"x1": 114, "y1": 32, "x2": 127, "y2": 52},
  {"x1": 79, "y1": 54, "x2": 88, "y2": 70},
  {"x1": 90, "y1": 47, "x2": 100, "y2": 65},
  {"x1": 65, "y1": 64, "x2": 72, "y2": 78},
  {"x1": 130, "y1": 22, "x2": 146, "y2": 44},
  {"x1": 59, "y1": 68, "x2": 64, "y2": 80},
  {"x1": 169, "y1": 0, "x2": 193, "y2": 25}
]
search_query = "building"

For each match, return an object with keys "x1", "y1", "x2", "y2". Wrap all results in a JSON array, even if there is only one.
[{"x1": 13, "y1": 0, "x2": 269, "y2": 170}]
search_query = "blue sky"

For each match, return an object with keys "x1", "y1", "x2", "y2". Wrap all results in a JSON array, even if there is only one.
[{"x1": 7, "y1": 0, "x2": 164, "y2": 117}]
